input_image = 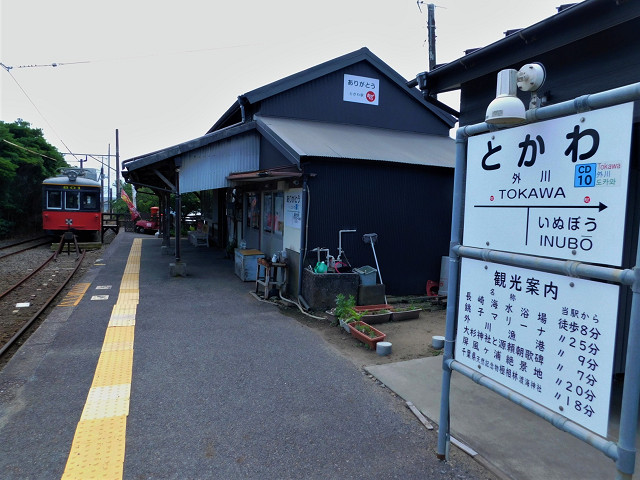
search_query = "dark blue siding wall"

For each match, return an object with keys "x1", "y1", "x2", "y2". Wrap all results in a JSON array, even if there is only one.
[
  {"x1": 303, "y1": 158, "x2": 453, "y2": 295},
  {"x1": 259, "y1": 137, "x2": 291, "y2": 170},
  {"x1": 460, "y1": 20, "x2": 640, "y2": 126},
  {"x1": 258, "y1": 62, "x2": 450, "y2": 135}
]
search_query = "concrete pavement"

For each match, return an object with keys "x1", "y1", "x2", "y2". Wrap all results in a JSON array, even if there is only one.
[
  {"x1": 366, "y1": 357, "x2": 639, "y2": 480},
  {"x1": 0, "y1": 232, "x2": 494, "y2": 480}
]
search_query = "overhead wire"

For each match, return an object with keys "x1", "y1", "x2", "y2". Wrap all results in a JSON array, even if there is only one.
[
  {"x1": 2, "y1": 139, "x2": 62, "y2": 162},
  {"x1": 0, "y1": 40, "x2": 258, "y2": 163},
  {"x1": 1, "y1": 67, "x2": 80, "y2": 162}
]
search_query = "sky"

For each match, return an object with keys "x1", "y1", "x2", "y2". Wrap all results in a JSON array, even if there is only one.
[{"x1": 1, "y1": 0, "x2": 582, "y2": 176}]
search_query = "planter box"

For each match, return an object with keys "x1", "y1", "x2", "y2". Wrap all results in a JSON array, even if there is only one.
[
  {"x1": 354, "y1": 304, "x2": 393, "y2": 313},
  {"x1": 348, "y1": 321, "x2": 386, "y2": 350},
  {"x1": 358, "y1": 311, "x2": 392, "y2": 324},
  {"x1": 355, "y1": 304, "x2": 393, "y2": 324},
  {"x1": 391, "y1": 308, "x2": 422, "y2": 321}
]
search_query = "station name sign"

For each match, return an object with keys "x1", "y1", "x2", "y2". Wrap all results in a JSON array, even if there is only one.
[{"x1": 463, "y1": 102, "x2": 633, "y2": 266}]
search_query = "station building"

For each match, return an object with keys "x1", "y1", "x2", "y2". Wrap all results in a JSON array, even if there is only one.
[{"x1": 123, "y1": 47, "x2": 457, "y2": 300}]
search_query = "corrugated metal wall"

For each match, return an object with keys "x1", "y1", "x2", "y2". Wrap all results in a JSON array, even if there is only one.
[
  {"x1": 459, "y1": 21, "x2": 640, "y2": 126},
  {"x1": 303, "y1": 158, "x2": 454, "y2": 295},
  {"x1": 180, "y1": 133, "x2": 260, "y2": 193},
  {"x1": 258, "y1": 64, "x2": 451, "y2": 136}
]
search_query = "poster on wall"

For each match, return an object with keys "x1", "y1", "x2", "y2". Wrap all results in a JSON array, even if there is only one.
[
  {"x1": 274, "y1": 193, "x2": 284, "y2": 235},
  {"x1": 285, "y1": 192, "x2": 302, "y2": 228},
  {"x1": 343, "y1": 74, "x2": 379, "y2": 105}
]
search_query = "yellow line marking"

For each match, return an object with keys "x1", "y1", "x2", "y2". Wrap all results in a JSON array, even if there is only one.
[
  {"x1": 62, "y1": 417, "x2": 127, "y2": 479},
  {"x1": 57, "y1": 283, "x2": 91, "y2": 307},
  {"x1": 62, "y1": 238, "x2": 142, "y2": 480}
]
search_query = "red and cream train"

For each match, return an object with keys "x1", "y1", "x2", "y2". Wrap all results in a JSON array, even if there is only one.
[{"x1": 42, "y1": 167, "x2": 101, "y2": 239}]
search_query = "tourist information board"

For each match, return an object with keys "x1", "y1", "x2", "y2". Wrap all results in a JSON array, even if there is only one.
[{"x1": 456, "y1": 258, "x2": 619, "y2": 436}]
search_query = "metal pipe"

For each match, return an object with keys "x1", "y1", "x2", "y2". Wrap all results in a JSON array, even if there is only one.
[
  {"x1": 448, "y1": 359, "x2": 620, "y2": 461},
  {"x1": 454, "y1": 245, "x2": 635, "y2": 286},
  {"x1": 615, "y1": 258, "x2": 640, "y2": 477},
  {"x1": 437, "y1": 127, "x2": 469, "y2": 459},
  {"x1": 338, "y1": 229, "x2": 356, "y2": 262},
  {"x1": 526, "y1": 83, "x2": 640, "y2": 123}
]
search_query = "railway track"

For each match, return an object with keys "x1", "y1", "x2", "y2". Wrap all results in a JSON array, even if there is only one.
[
  {"x1": 0, "y1": 236, "x2": 53, "y2": 259},
  {"x1": 0, "y1": 243, "x2": 87, "y2": 362}
]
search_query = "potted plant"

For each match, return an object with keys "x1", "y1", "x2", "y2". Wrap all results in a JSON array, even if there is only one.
[
  {"x1": 334, "y1": 293, "x2": 361, "y2": 332},
  {"x1": 391, "y1": 305, "x2": 422, "y2": 321},
  {"x1": 348, "y1": 321, "x2": 387, "y2": 350}
]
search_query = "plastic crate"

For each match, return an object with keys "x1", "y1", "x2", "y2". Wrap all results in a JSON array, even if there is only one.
[{"x1": 354, "y1": 265, "x2": 377, "y2": 286}]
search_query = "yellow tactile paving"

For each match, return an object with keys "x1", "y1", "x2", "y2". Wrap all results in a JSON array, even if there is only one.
[
  {"x1": 62, "y1": 238, "x2": 142, "y2": 480},
  {"x1": 102, "y1": 326, "x2": 135, "y2": 351},
  {"x1": 91, "y1": 349, "x2": 134, "y2": 388},
  {"x1": 63, "y1": 416, "x2": 127, "y2": 480}
]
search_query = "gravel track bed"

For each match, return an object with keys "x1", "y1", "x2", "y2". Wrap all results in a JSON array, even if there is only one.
[{"x1": 0, "y1": 233, "x2": 112, "y2": 369}]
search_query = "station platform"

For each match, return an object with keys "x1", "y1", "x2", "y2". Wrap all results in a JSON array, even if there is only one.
[
  {"x1": 0, "y1": 232, "x2": 471, "y2": 480},
  {"x1": 2, "y1": 232, "x2": 638, "y2": 480}
]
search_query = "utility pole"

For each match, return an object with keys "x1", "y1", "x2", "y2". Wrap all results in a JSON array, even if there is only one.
[
  {"x1": 108, "y1": 144, "x2": 112, "y2": 212},
  {"x1": 427, "y1": 3, "x2": 436, "y2": 71},
  {"x1": 115, "y1": 129, "x2": 120, "y2": 194}
]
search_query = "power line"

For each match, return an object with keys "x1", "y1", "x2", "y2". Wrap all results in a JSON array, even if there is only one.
[
  {"x1": 1, "y1": 67, "x2": 80, "y2": 162},
  {"x1": 2, "y1": 139, "x2": 61, "y2": 162},
  {"x1": 15, "y1": 61, "x2": 91, "y2": 69},
  {"x1": 0, "y1": 41, "x2": 257, "y2": 73}
]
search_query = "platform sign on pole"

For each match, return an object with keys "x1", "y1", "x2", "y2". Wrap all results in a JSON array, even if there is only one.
[
  {"x1": 463, "y1": 102, "x2": 633, "y2": 267},
  {"x1": 456, "y1": 257, "x2": 619, "y2": 436}
]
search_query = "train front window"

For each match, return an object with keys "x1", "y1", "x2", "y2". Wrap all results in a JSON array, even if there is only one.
[
  {"x1": 65, "y1": 191, "x2": 80, "y2": 210},
  {"x1": 81, "y1": 191, "x2": 99, "y2": 211},
  {"x1": 47, "y1": 190, "x2": 62, "y2": 209}
]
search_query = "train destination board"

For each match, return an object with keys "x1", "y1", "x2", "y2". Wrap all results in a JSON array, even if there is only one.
[
  {"x1": 456, "y1": 258, "x2": 620, "y2": 436},
  {"x1": 463, "y1": 102, "x2": 633, "y2": 266}
]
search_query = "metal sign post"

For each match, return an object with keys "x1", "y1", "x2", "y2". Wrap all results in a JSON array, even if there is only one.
[{"x1": 437, "y1": 81, "x2": 640, "y2": 479}]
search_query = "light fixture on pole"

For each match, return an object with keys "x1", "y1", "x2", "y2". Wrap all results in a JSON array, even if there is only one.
[
  {"x1": 485, "y1": 62, "x2": 546, "y2": 126},
  {"x1": 485, "y1": 69, "x2": 526, "y2": 125}
]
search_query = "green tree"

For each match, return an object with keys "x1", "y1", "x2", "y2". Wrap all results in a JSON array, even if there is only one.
[
  {"x1": 0, "y1": 119, "x2": 67, "y2": 237},
  {"x1": 176, "y1": 192, "x2": 200, "y2": 220}
]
